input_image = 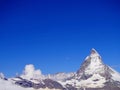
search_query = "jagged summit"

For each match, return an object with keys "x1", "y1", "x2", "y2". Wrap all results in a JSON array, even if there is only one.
[
  {"x1": 91, "y1": 48, "x2": 98, "y2": 54},
  {"x1": 90, "y1": 48, "x2": 101, "y2": 58}
]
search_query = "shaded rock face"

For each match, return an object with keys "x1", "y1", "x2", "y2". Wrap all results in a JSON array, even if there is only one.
[
  {"x1": 15, "y1": 80, "x2": 33, "y2": 88},
  {"x1": 65, "y1": 84, "x2": 78, "y2": 90},
  {"x1": 15, "y1": 77, "x2": 33, "y2": 88},
  {"x1": 43, "y1": 79, "x2": 64, "y2": 89},
  {"x1": 15, "y1": 77, "x2": 64, "y2": 89}
]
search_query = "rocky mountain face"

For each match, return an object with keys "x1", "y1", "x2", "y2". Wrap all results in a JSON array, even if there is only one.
[
  {"x1": 76, "y1": 49, "x2": 115, "y2": 82},
  {"x1": 13, "y1": 77, "x2": 64, "y2": 89},
  {"x1": 1, "y1": 49, "x2": 120, "y2": 90}
]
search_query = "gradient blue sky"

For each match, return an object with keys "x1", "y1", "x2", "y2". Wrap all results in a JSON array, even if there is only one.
[{"x1": 0, "y1": 0, "x2": 120, "y2": 77}]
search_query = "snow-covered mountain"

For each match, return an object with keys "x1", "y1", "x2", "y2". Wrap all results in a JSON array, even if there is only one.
[
  {"x1": 0, "y1": 78, "x2": 61, "y2": 90},
  {"x1": 59, "y1": 48, "x2": 120, "y2": 90},
  {"x1": 10, "y1": 64, "x2": 65, "y2": 90},
  {"x1": 45, "y1": 72, "x2": 75, "y2": 81},
  {"x1": 0, "y1": 48, "x2": 120, "y2": 90}
]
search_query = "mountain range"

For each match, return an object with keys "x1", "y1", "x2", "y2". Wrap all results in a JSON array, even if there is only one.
[{"x1": 0, "y1": 48, "x2": 120, "y2": 90}]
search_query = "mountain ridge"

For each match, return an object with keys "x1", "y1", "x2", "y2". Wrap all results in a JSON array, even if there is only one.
[{"x1": 0, "y1": 48, "x2": 120, "y2": 90}]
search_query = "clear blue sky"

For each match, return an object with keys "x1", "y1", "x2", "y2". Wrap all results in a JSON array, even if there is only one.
[{"x1": 0, "y1": 0, "x2": 120, "y2": 77}]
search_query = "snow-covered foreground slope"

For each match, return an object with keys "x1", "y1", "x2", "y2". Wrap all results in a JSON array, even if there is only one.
[
  {"x1": 0, "y1": 79, "x2": 60, "y2": 90},
  {"x1": 0, "y1": 78, "x2": 31, "y2": 90}
]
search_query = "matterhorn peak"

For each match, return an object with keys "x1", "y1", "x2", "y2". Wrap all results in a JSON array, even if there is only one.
[
  {"x1": 77, "y1": 48, "x2": 104, "y2": 76},
  {"x1": 90, "y1": 48, "x2": 100, "y2": 58},
  {"x1": 91, "y1": 48, "x2": 98, "y2": 54}
]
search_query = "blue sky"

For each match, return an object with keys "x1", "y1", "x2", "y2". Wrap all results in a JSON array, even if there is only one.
[{"x1": 0, "y1": 0, "x2": 120, "y2": 77}]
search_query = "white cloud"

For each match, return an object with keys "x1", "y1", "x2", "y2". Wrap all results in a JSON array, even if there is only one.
[{"x1": 21, "y1": 64, "x2": 43, "y2": 80}]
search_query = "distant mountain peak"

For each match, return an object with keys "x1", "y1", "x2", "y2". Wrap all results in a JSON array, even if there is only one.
[
  {"x1": 90, "y1": 48, "x2": 100, "y2": 58},
  {"x1": 91, "y1": 48, "x2": 96, "y2": 52},
  {"x1": 91, "y1": 48, "x2": 98, "y2": 54},
  {"x1": 76, "y1": 48, "x2": 104, "y2": 77}
]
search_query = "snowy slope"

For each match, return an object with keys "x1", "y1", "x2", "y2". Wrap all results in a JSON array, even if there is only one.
[
  {"x1": 0, "y1": 78, "x2": 60, "y2": 90},
  {"x1": 108, "y1": 66, "x2": 120, "y2": 82},
  {"x1": 46, "y1": 72, "x2": 75, "y2": 81}
]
